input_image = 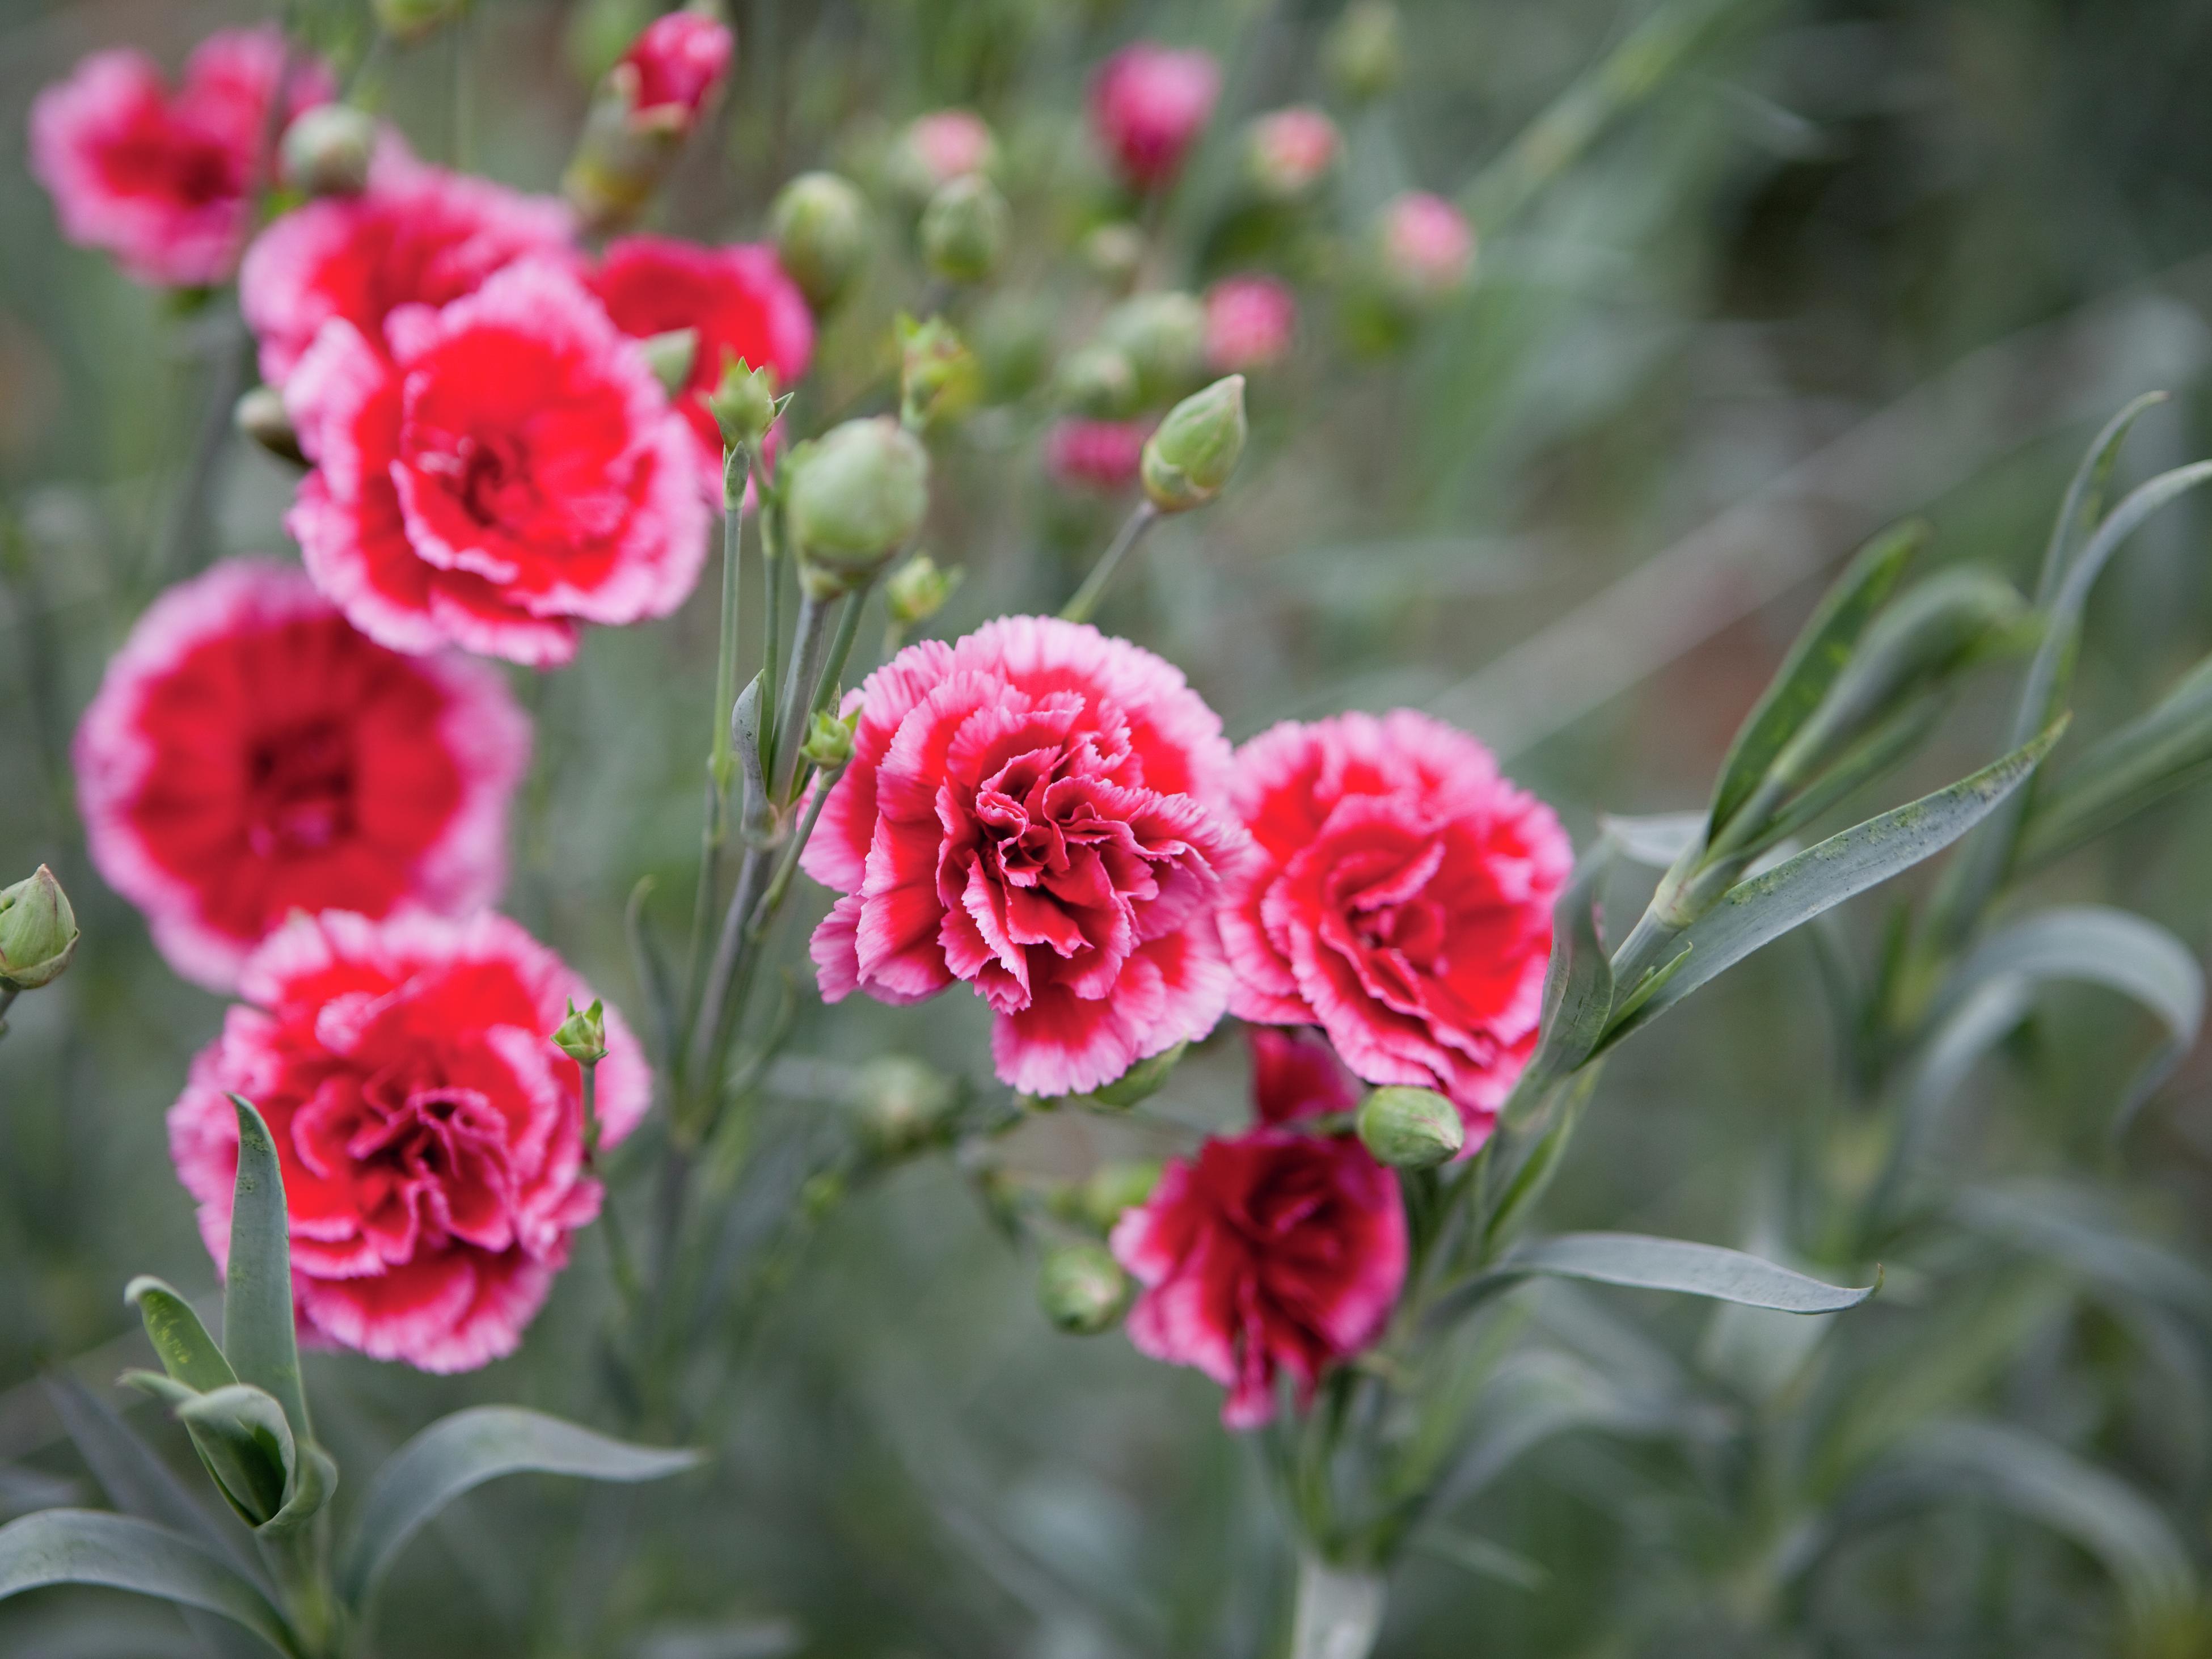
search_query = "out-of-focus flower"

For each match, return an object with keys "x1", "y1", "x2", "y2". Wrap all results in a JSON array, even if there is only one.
[
  {"x1": 73, "y1": 560, "x2": 528, "y2": 990},
  {"x1": 1098, "y1": 290, "x2": 1206, "y2": 404},
  {"x1": 563, "y1": 7, "x2": 734, "y2": 231},
  {"x1": 1142, "y1": 374, "x2": 1247, "y2": 514},
  {"x1": 241, "y1": 145, "x2": 575, "y2": 384},
  {"x1": 782, "y1": 416, "x2": 930, "y2": 594},
  {"x1": 278, "y1": 103, "x2": 377, "y2": 197},
  {"x1": 168, "y1": 910, "x2": 649, "y2": 1372},
  {"x1": 888, "y1": 109, "x2": 998, "y2": 197},
  {"x1": 918, "y1": 174, "x2": 1010, "y2": 285},
  {"x1": 1080, "y1": 221, "x2": 1145, "y2": 289},
  {"x1": 620, "y1": 7, "x2": 733, "y2": 118},
  {"x1": 1044, "y1": 417, "x2": 1151, "y2": 492},
  {"x1": 1325, "y1": 0, "x2": 1403, "y2": 104},
  {"x1": 1054, "y1": 344, "x2": 1141, "y2": 420},
  {"x1": 285, "y1": 259, "x2": 710, "y2": 666},
  {"x1": 1243, "y1": 107, "x2": 1339, "y2": 202},
  {"x1": 1219, "y1": 711, "x2": 1571, "y2": 1147},
  {"x1": 1090, "y1": 43, "x2": 1219, "y2": 193},
  {"x1": 1379, "y1": 190, "x2": 1476, "y2": 305},
  {"x1": 1111, "y1": 1027, "x2": 1406, "y2": 1427},
  {"x1": 1037, "y1": 1242, "x2": 1129, "y2": 1333},
  {"x1": 803, "y1": 616, "x2": 1246, "y2": 1097},
  {"x1": 898, "y1": 315, "x2": 982, "y2": 432},
  {"x1": 373, "y1": 0, "x2": 469, "y2": 43},
  {"x1": 1204, "y1": 274, "x2": 1296, "y2": 372},
  {"x1": 588, "y1": 236, "x2": 812, "y2": 482},
  {"x1": 883, "y1": 553, "x2": 962, "y2": 630},
  {"x1": 29, "y1": 27, "x2": 335, "y2": 288},
  {"x1": 770, "y1": 171, "x2": 870, "y2": 313},
  {"x1": 0, "y1": 867, "x2": 79, "y2": 993}
]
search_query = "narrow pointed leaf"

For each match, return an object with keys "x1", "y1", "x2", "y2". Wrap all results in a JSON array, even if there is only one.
[
  {"x1": 2034, "y1": 391, "x2": 2167, "y2": 604},
  {"x1": 2020, "y1": 652, "x2": 2212, "y2": 869},
  {"x1": 174, "y1": 1387, "x2": 296, "y2": 1528},
  {"x1": 337, "y1": 1407, "x2": 702, "y2": 1611},
  {"x1": 1598, "y1": 811, "x2": 1705, "y2": 871},
  {"x1": 1497, "y1": 849, "x2": 1612, "y2": 1130},
  {"x1": 125, "y1": 1279, "x2": 235, "y2": 1396},
  {"x1": 222, "y1": 1098, "x2": 309, "y2": 1449},
  {"x1": 624, "y1": 876, "x2": 679, "y2": 1070},
  {"x1": 1495, "y1": 1232, "x2": 1877, "y2": 1312},
  {"x1": 0, "y1": 1510, "x2": 297, "y2": 1656}
]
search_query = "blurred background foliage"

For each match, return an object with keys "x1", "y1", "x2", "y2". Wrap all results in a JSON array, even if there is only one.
[{"x1": 7, "y1": 0, "x2": 2212, "y2": 1654}]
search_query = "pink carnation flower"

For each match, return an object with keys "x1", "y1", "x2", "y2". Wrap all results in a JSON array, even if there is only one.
[
  {"x1": 1219, "y1": 711, "x2": 1571, "y2": 1146},
  {"x1": 29, "y1": 26, "x2": 334, "y2": 288},
  {"x1": 168, "y1": 910, "x2": 648, "y2": 1373},
  {"x1": 73, "y1": 560, "x2": 529, "y2": 991},
  {"x1": 900, "y1": 109, "x2": 995, "y2": 188},
  {"x1": 1246, "y1": 106, "x2": 1338, "y2": 199},
  {"x1": 1091, "y1": 43, "x2": 1219, "y2": 192},
  {"x1": 1382, "y1": 191, "x2": 1476, "y2": 299},
  {"x1": 1204, "y1": 274, "x2": 1297, "y2": 372},
  {"x1": 1112, "y1": 1027, "x2": 1407, "y2": 1428},
  {"x1": 620, "y1": 10, "x2": 734, "y2": 122},
  {"x1": 802, "y1": 616, "x2": 1248, "y2": 1097},
  {"x1": 240, "y1": 143, "x2": 575, "y2": 385},
  {"x1": 1044, "y1": 418, "x2": 1152, "y2": 493},
  {"x1": 285, "y1": 259, "x2": 711, "y2": 666}
]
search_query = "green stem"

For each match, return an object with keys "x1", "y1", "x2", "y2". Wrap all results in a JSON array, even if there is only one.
[
  {"x1": 752, "y1": 762, "x2": 847, "y2": 941},
  {"x1": 686, "y1": 481, "x2": 749, "y2": 1027},
  {"x1": 758, "y1": 505, "x2": 784, "y2": 778},
  {"x1": 770, "y1": 588, "x2": 835, "y2": 802},
  {"x1": 0, "y1": 985, "x2": 19, "y2": 1040},
  {"x1": 1289, "y1": 1552, "x2": 1387, "y2": 1659},
  {"x1": 149, "y1": 322, "x2": 251, "y2": 586},
  {"x1": 1060, "y1": 501, "x2": 1159, "y2": 626},
  {"x1": 809, "y1": 590, "x2": 866, "y2": 719}
]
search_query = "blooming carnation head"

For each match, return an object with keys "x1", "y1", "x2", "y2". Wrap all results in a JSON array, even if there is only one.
[
  {"x1": 29, "y1": 27, "x2": 334, "y2": 288},
  {"x1": 1204, "y1": 275, "x2": 1297, "y2": 372},
  {"x1": 620, "y1": 10, "x2": 734, "y2": 121},
  {"x1": 1112, "y1": 1027, "x2": 1407, "y2": 1427},
  {"x1": 1382, "y1": 191, "x2": 1476, "y2": 301},
  {"x1": 285, "y1": 258, "x2": 711, "y2": 666},
  {"x1": 1044, "y1": 417, "x2": 1152, "y2": 493},
  {"x1": 802, "y1": 616, "x2": 1247, "y2": 1097},
  {"x1": 1219, "y1": 710, "x2": 1570, "y2": 1147},
  {"x1": 168, "y1": 911, "x2": 647, "y2": 1371},
  {"x1": 73, "y1": 560, "x2": 529, "y2": 991},
  {"x1": 1091, "y1": 44, "x2": 1219, "y2": 192}
]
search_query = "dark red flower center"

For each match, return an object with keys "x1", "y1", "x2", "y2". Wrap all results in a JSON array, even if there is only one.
[
  {"x1": 244, "y1": 718, "x2": 355, "y2": 856},
  {"x1": 99, "y1": 124, "x2": 240, "y2": 208}
]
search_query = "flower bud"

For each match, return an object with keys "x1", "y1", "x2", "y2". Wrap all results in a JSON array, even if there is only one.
[
  {"x1": 1243, "y1": 107, "x2": 1339, "y2": 202},
  {"x1": 1054, "y1": 343, "x2": 1140, "y2": 419},
  {"x1": 1037, "y1": 1242, "x2": 1128, "y2": 1335},
  {"x1": 784, "y1": 417, "x2": 931, "y2": 592},
  {"x1": 1141, "y1": 375, "x2": 1246, "y2": 514},
  {"x1": 1080, "y1": 222, "x2": 1145, "y2": 290},
  {"x1": 550, "y1": 998, "x2": 609, "y2": 1067},
  {"x1": 1098, "y1": 291, "x2": 1206, "y2": 404},
  {"x1": 898, "y1": 315, "x2": 982, "y2": 431},
  {"x1": 1378, "y1": 191, "x2": 1476, "y2": 307},
  {"x1": 887, "y1": 109, "x2": 997, "y2": 199},
  {"x1": 0, "y1": 866, "x2": 78, "y2": 992},
  {"x1": 850, "y1": 1055, "x2": 960, "y2": 1158},
  {"x1": 1075, "y1": 1160, "x2": 1160, "y2": 1232},
  {"x1": 1090, "y1": 1040, "x2": 1187, "y2": 1109},
  {"x1": 799, "y1": 708, "x2": 857, "y2": 771},
  {"x1": 234, "y1": 386, "x2": 304, "y2": 466},
  {"x1": 621, "y1": 6, "x2": 734, "y2": 121},
  {"x1": 918, "y1": 174, "x2": 1010, "y2": 285},
  {"x1": 1090, "y1": 43, "x2": 1219, "y2": 193},
  {"x1": 280, "y1": 105, "x2": 376, "y2": 197},
  {"x1": 972, "y1": 294, "x2": 1052, "y2": 403},
  {"x1": 639, "y1": 327, "x2": 698, "y2": 397},
  {"x1": 884, "y1": 554, "x2": 962, "y2": 627},
  {"x1": 1324, "y1": 1, "x2": 1403, "y2": 104},
  {"x1": 771, "y1": 171, "x2": 871, "y2": 313},
  {"x1": 373, "y1": 0, "x2": 469, "y2": 44},
  {"x1": 1356, "y1": 1085, "x2": 1463, "y2": 1169},
  {"x1": 706, "y1": 356, "x2": 778, "y2": 453},
  {"x1": 1204, "y1": 275, "x2": 1296, "y2": 372},
  {"x1": 563, "y1": 7, "x2": 734, "y2": 231}
]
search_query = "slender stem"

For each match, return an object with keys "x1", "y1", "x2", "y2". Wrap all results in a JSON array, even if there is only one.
[
  {"x1": 149, "y1": 323, "x2": 251, "y2": 586},
  {"x1": 752, "y1": 762, "x2": 847, "y2": 940},
  {"x1": 580, "y1": 1063, "x2": 602, "y2": 1160},
  {"x1": 758, "y1": 508, "x2": 784, "y2": 778},
  {"x1": 809, "y1": 591, "x2": 865, "y2": 719},
  {"x1": 686, "y1": 843, "x2": 774, "y2": 1111},
  {"x1": 686, "y1": 484, "x2": 749, "y2": 1025},
  {"x1": 1060, "y1": 501, "x2": 1159, "y2": 626},
  {"x1": 580, "y1": 1063, "x2": 644, "y2": 1306},
  {"x1": 770, "y1": 588, "x2": 834, "y2": 801},
  {"x1": 0, "y1": 985, "x2": 19, "y2": 1039}
]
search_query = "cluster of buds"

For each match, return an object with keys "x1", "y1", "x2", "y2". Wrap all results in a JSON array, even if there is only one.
[{"x1": 563, "y1": 2, "x2": 734, "y2": 232}]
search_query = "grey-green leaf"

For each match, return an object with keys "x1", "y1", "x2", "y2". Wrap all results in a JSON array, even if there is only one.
[
  {"x1": 125, "y1": 1277, "x2": 235, "y2": 1395},
  {"x1": 2034, "y1": 391, "x2": 2167, "y2": 605},
  {"x1": 0, "y1": 1510, "x2": 297, "y2": 1656},
  {"x1": 2019, "y1": 651, "x2": 2212, "y2": 870},
  {"x1": 1497, "y1": 1232, "x2": 1878, "y2": 1312},
  {"x1": 175, "y1": 1386, "x2": 296, "y2": 1529},
  {"x1": 337, "y1": 1407, "x2": 703, "y2": 1611},
  {"x1": 1497, "y1": 849, "x2": 1613, "y2": 1128},
  {"x1": 222, "y1": 1097, "x2": 310, "y2": 1449}
]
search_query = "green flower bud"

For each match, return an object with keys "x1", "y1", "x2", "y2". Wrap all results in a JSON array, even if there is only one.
[
  {"x1": 1324, "y1": 0, "x2": 1402, "y2": 104},
  {"x1": 1098, "y1": 291, "x2": 1206, "y2": 404},
  {"x1": 918, "y1": 174, "x2": 1010, "y2": 285},
  {"x1": 373, "y1": 0, "x2": 469, "y2": 44},
  {"x1": 771, "y1": 171, "x2": 871, "y2": 313},
  {"x1": 639, "y1": 327, "x2": 698, "y2": 398},
  {"x1": 850, "y1": 1055, "x2": 961, "y2": 1158},
  {"x1": 784, "y1": 417, "x2": 931, "y2": 593},
  {"x1": 1089, "y1": 1040, "x2": 1188, "y2": 1109},
  {"x1": 1356, "y1": 1086, "x2": 1463, "y2": 1169},
  {"x1": 1080, "y1": 222, "x2": 1146, "y2": 290},
  {"x1": 799, "y1": 708, "x2": 857, "y2": 771},
  {"x1": 1076, "y1": 1160, "x2": 1160, "y2": 1232},
  {"x1": 897, "y1": 315, "x2": 982, "y2": 431},
  {"x1": 706, "y1": 356, "x2": 779, "y2": 454},
  {"x1": 1054, "y1": 343, "x2": 1141, "y2": 419},
  {"x1": 280, "y1": 104, "x2": 377, "y2": 197},
  {"x1": 550, "y1": 998, "x2": 609, "y2": 1067},
  {"x1": 0, "y1": 866, "x2": 78, "y2": 992},
  {"x1": 1037, "y1": 1242, "x2": 1129, "y2": 1335},
  {"x1": 234, "y1": 386, "x2": 304, "y2": 467},
  {"x1": 883, "y1": 554, "x2": 963, "y2": 628},
  {"x1": 972, "y1": 294, "x2": 1052, "y2": 403},
  {"x1": 1141, "y1": 375, "x2": 1247, "y2": 514}
]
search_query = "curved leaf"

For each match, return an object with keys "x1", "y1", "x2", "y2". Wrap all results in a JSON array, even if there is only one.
[
  {"x1": 1499, "y1": 1233, "x2": 1878, "y2": 1312},
  {"x1": 0, "y1": 1510, "x2": 296, "y2": 1656},
  {"x1": 337, "y1": 1407, "x2": 702, "y2": 1611},
  {"x1": 2034, "y1": 391, "x2": 2168, "y2": 605},
  {"x1": 124, "y1": 1278, "x2": 234, "y2": 1395},
  {"x1": 175, "y1": 1386, "x2": 295, "y2": 1528},
  {"x1": 2020, "y1": 651, "x2": 2212, "y2": 869},
  {"x1": 222, "y1": 1097, "x2": 310, "y2": 1449}
]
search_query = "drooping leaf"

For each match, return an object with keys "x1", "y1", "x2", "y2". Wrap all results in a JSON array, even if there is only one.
[
  {"x1": 1495, "y1": 1233, "x2": 1878, "y2": 1312},
  {"x1": 1954, "y1": 1181, "x2": 2212, "y2": 1327},
  {"x1": 124, "y1": 1278, "x2": 235, "y2": 1396},
  {"x1": 1598, "y1": 811, "x2": 1705, "y2": 871},
  {"x1": 0, "y1": 1510, "x2": 297, "y2": 1656},
  {"x1": 222, "y1": 1098, "x2": 310, "y2": 1450},
  {"x1": 2019, "y1": 651, "x2": 2212, "y2": 870},
  {"x1": 2034, "y1": 391, "x2": 2168, "y2": 605},
  {"x1": 337, "y1": 1407, "x2": 703, "y2": 1611}
]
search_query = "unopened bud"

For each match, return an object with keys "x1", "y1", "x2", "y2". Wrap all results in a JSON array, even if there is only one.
[
  {"x1": 1075, "y1": 1161, "x2": 1160, "y2": 1232},
  {"x1": 1325, "y1": 1, "x2": 1403, "y2": 104},
  {"x1": 898, "y1": 315, "x2": 982, "y2": 431},
  {"x1": 1090, "y1": 1040, "x2": 1188, "y2": 1109},
  {"x1": 1377, "y1": 191, "x2": 1475, "y2": 307},
  {"x1": 799, "y1": 708, "x2": 857, "y2": 771},
  {"x1": 1356, "y1": 1085, "x2": 1463, "y2": 1169},
  {"x1": 851, "y1": 1055, "x2": 960, "y2": 1158},
  {"x1": 640, "y1": 327, "x2": 698, "y2": 397},
  {"x1": 918, "y1": 174, "x2": 1010, "y2": 285},
  {"x1": 1099, "y1": 290, "x2": 1206, "y2": 404},
  {"x1": 562, "y1": 8, "x2": 733, "y2": 231},
  {"x1": 1037, "y1": 1242, "x2": 1128, "y2": 1335},
  {"x1": 785, "y1": 417, "x2": 930, "y2": 593},
  {"x1": 0, "y1": 866, "x2": 78, "y2": 992},
  {"x1": 1141, "y1": 375, "x2": 1246, "y2": 513},
  {"x1": 234, "y1": 386, "x2": 303, "y2": 466},
  {"x1": 1054, "y1": 343, "x2": 1140, "y2": 419},
  {"x1": 373, "y1": 0, "x2": 468, "y2": 43},
  {"x1": 280, "y1": 105, "x2": 376, "y2": 197},
  {"x1": 771, "y1": 171, "x2": 871, "y2": 313},
  {"x1": 884, "y1": 554, "x2": 961, "y2": 628},
  {"x1": 887, "y1": 109, "x2": 998, "y2": 199},
  {"x1": 1243, "y1": 107, "x2": 1339, "y2": 202},
  {"x1": 706, "y1": 356, "x2": 778, "y2": 453},
  {"x1": 1080, "y1": 222, "x2": 1145, "y2": 290},
  {"x1": 972, "y1": 294, "x2": 1052, "y2": 402},
  {"x1": 550, "y1": 998, "x2": 609, "y2": 1067}
]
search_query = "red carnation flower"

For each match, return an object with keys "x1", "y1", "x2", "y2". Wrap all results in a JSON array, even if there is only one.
[
  {"x1": 586, "y1": 235, "x2": 813, "y2": 483},
  {"x1": 1112, "y1": 1028, "x2": 1407, "y2": 1428},
  {"x1": 1044, "y1": 418, "x2": 1152, "y2": 493},
  {"x1": 1204, "y1": 274, "x2": 1297, "y2": 372},
  {"x1": 285, "y1": 258, "x2": 711, "y2": 666},
  {"x1": 168, "y1": 910, "x2": 649, "y2": 1373},
  {"x1": 1219, "y1": 711, "x2": 1570, "y2": 1146},
  {"x1": 73, "y1": 560, "x2": 529, "y2": 991},
  {"x1": 240, "y1": 143, "x2": 575, "y2": 385},
  {"x1": 1091, "y1": 43, "x2": 1219, "y2": 192},
  {"x1": 620, "y1": 10, "x2": 733, "y2": 122},
  {"x1": 802, "y1": 615, "x2": 1247, "y2": 1097},
  {"x1": 29, "y1": 26, "x2": 334, "y2": 288}
]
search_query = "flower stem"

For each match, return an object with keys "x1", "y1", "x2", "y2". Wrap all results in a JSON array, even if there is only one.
[
  {"x1": 0, "y1": 985, "x2": 19, "y2": 1040},
  {"x1": 750, "y1": 761, "x2": 847, "y2": 942},
  {"x1": 808, "y1": 589, "x2": 866, "y2": 719},
  {"x1": 1060, "y1": 500, "x2": 1159, "y2": 626},
  {"x1": 1289, "y1": 1555, "x2": 1387, "y2": 1659},
  {"x1": 149, "y1": 321, "x2": 250, "y2": 586},
  {"x1": 770, "y1": 588, "x2": 834, "y2": 802},
  {"x1": 686, "y1": 479, "x2": 749, "y2": 1025}
]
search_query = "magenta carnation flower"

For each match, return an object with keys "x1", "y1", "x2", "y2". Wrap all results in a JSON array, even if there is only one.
[
  {"x1": 1044, "y1": 418, "x2": 1152, "y2": 493},
  {"x1": 1204, "y1": 274, "x2": 1297, "y2": 372},
  {"x1": 1090, "y1": 43, "x2": 1219, "y2": 192},
  {"x1": 619, "y1": 10, "x2": 733, "y2": 123},
  {"x1": 802, "y1": 616, "x2": 1248, "y2": 1097}
]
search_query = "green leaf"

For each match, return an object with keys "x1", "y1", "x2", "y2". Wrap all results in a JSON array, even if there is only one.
[
  {"x1": 256, "y1": 1443, "x2": 336, "y2": 1539},
  {"x1": 2019, "y1": 651, "x2": 2212, "y2": 870},
  {"x1": 1496, "y1": 848, "x2": 1613, "y2": 1129},
  {"x1": 337, "y1": 1407, "x2": 702, "y2": 1611},
  {"x1": 124, "y1": 1278, "x2": 235, "y2": 1395},
  {"x1": 175, "y1": 1386, "x2": 294, "y2": 1529},
  {"x1": 222, "y1": 1097, "x2": 310, "y2": 1450},
  {"x1": 1597, "y1": 811, "x2": 1704, "y2": 870},
  {"x1": 1496, "y1": 1232, "x2": 1878, "y2": 1312},
  {"x1": 1408, "y1": 1529, "x2": 1549, "y2": 1592},
  {"x1": 1480, "y1": 1069, "x2": 1598, "y2": 1260},
  {"x1": 0, "y1": 1510, "x2": 297, "y2": 1656},
  {"x1": 1606, "y1": 723, "x2": 2063, "y2": 1043},
  {"x1": 625, "y1": 875, "x2": 678, "y2": 1071},
  {"x1": 2034, "y1": 391, "x2": 2168, "y2": 605},
  {"x1": 1955, "y1": 1181, "x2": 2212, "y2": 1325}
]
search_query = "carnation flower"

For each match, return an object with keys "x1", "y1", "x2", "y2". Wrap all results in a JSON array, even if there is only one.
[
  {"x1": 73, "y1": 560, "x2": 528, "y2": 991},
  {"x1": 1381, "y1": 191, "x2": 1476, "y2": 301},
  {"x1": 620, "y1": 10, "x2": 734, "y2": 121},
  {"x1": 1204, "y1": 275, "x2": 1297, "y2": 372},
  {"x1": 1090, "y1": 44, "x2": 1219, "y2": 192},
  {"x1": 29, "y1": 26, "x2": 334, "y2": 288},
  {"x1": 1112, "y1": 1028, "x2": 1407, "y2": 1428},
  {"x1": 586, "y1": 235, "x2": 813, "y2": 481},
  {"x1": 896, "y1": 109, "x2": 997, "y2": 192},
  {"x1": 1219, "y1": 710, "x2": 1571, "y2": 1146},
  {"x1": 240, "y1": 144, "x2": 575, "y2": 384},
  {"x1": 168, "y1": 910, "x2": 648, "y2": 1372},
  {"x1": 802, "y1": 615, "x2": 1247, "y2": 1097},
  {"x1": 285, "y1": 258, "x2": 711, "y2": 666},
  {"x1": 1245, "y1": 106, "x2": 1339, "y2": 200},
  {"x1": 1044, "y1": 418, "x2": 1152, "y2": 492}
]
